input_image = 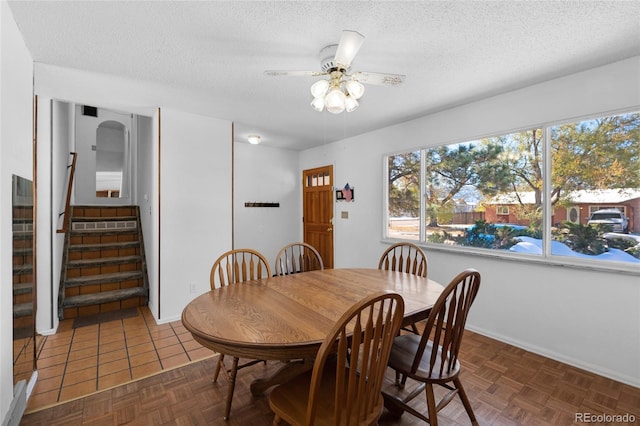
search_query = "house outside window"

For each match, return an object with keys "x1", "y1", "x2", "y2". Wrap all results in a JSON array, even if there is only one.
[{"x1": 384, "y1": 111, "x2": 640, "y2": 269}]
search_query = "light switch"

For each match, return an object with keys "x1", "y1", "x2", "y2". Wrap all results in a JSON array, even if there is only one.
[{"x1": 341, "y1": 211, "x2": 348, "y2": 219}]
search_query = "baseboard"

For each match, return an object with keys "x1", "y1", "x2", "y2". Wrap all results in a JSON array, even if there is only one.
[
  {"x1": 26, "y1": 371, "x2": 38, "y2": 401},
  {"x1": 155, "y1": 313, "x2": 180, "y2": 325},
  {"x1": 466, "y1": 325, "x2": 640, "y2": 388},
  {"x1": 36, "y1": 327, "x2": 57, "y2": 336},
  {"x1": 2, "y1": 380, "x2": 27, "y2": 426}
]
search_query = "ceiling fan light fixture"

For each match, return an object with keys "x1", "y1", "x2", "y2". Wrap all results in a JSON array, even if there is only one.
[
  {"x1": 310, "y1": 96, "x2": 325, "y2": 112},
  {"x1": 325, "y1": 88, "x2": 346, "y2": 114},
  {"x1": 346, "y1": 79, "x2": 365, "y2": 99},
  {"x1": 345, "y1": 96, "x2": 359, "y2": 112},
  {"x1": 267, "y1": 30, "x2": 405, "y2": 115},
  {"x1": 310, "y1": 79, "x2": 330, "y2": 98},
  {"x1": 247, "y1": 134, "x2": 261, "y2": 145}
]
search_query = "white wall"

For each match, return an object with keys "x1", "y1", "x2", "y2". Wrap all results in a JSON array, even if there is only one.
[
  {"x1": 159, "y1": 109, "x2": 233, "y2": 321},
  {"x1": 1, "y1": 2, "x2": 34, "y2": 421},
  {"x1": 136, "y1": 114, "x2": 157, "y2": 318},
  {"x1": 233, "y1": 142, "x2": 301, "y2": 266},
  {"x1": 48, "y1": 101, "x2": 73, "y2": 333},
  {"x1": 300, "y1": 57, "x2": 640, "y2": 387}
]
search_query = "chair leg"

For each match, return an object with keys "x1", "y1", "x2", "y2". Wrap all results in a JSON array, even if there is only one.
[
  {"x1": 272, "y1": 415, "x2": 282, "y2": 425},
  {"x1": 425, "y1": 383, "x2": 438, "y2": 426},
  {"x1": 394, "y1": 371, "x2": 409, "y2": 388},
  {"x1": 453, "y1": 377, "x2": 478, "y2": 425},
  {"x1": 213, "y1": 354, "x2": 225, "y2": 382},
  {"x1": 223, "y1": 357, "x2": 240, "y2": 420}
]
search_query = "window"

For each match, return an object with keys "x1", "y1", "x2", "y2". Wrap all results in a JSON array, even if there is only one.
[
  {"x1": 387, "y1": 152, "x2": 420, "y2": 240},
  {"x1": 385, "y1": 111, "x2": 640, "y2": 268}
]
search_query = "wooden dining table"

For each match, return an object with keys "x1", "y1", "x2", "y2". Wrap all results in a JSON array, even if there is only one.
[{"x1": 181, "y1": 268, "x2": 444, "y2": 395}]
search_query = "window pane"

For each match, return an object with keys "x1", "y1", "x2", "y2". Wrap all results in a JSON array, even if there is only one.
[
  {"x1": 425, "y1": 130, "x2": 545, "y2": 253},
  {"x1": 387, "y1": 151, "x2": 420, "y2": 240},
  {"x1": 550, "y1": 112, "x2": 640, "y2": 264}
]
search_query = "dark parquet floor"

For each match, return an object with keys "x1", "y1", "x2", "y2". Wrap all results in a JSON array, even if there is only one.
[{"x1": 20, "y1": 330, "x2": 640, "y2": 425}]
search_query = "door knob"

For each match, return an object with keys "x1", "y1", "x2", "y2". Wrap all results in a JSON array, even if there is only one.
[{"x1": 327, "y1": 228, "x2": 333, "y2": 232}]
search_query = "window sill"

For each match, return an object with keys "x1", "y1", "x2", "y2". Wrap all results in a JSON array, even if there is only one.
[{"x1": 381, "y1": 238, "x2": 640, "y2": 276}]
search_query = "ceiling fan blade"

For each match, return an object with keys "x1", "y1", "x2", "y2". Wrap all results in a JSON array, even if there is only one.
[
  {"x1": 352, "y1": 71, "x2": 406, "y2": 86},
  {"x1": 264, "y1": 70, "x2": 328, "y2": 77},
  {"x1": 334, "y1": 30, "x2": 365, "y2": 68}
]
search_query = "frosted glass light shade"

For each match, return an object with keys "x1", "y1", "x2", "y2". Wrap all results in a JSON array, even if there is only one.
[
  {"x1": 247, "y1": 135, "x2": 261, "y2": 145},
  {"x1": 346, "y1": 80, "x2": 365, "y2": 99},
  {"x1": 310, "y1": 80, "x2": 330, "y2": 98},
  {"x1": 345, "y1": 97, "x2": 359, "y2": 112},
  {"x1": 325, "y1": 89, "x2": 346, "y2": 114},
  {"x1": 310, "y1": 96, "x2": 325, "y2": 112}
]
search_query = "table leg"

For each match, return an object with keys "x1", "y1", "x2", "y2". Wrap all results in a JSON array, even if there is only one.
[
  {"x1": 250, "y1": 358, "x2": 313, "y2": 396},
  {"x1": 223, "y1": 357, "x2": 239, "y2": 420}
]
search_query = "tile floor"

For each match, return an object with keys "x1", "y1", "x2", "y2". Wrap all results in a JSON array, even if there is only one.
[{"x1": 26, "y1": 306, "x2": 212, "y2": 413}]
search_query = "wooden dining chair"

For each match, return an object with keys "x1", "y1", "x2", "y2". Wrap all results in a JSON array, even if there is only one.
[
  {"x1": 378, "y1": 242, "x2": 428, "y2": 333},
  {"x1": 274, "y1": 242, "x2": 324, "y2": 276},
  {"x1": 382, "y1": 269, "x2": 481, "y2": 426},
  {"x1": 210, "y1": 248, "x2": 272, "y2": 288},
  {"x1": 209, "y1": 248, "x2": 272, "y2": 420},
  {"x1": 378, "y1": 242, "x2": 428, "y2": 277},
  {"x1": 269, "y1": 292, "x2": 405, "y2": 426}
]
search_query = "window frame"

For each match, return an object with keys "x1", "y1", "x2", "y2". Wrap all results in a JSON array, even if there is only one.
[{"x1": 382, "y1": 107, "x2": 640, "y2": 275}]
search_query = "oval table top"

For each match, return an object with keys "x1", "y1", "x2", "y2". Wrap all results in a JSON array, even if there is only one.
[{"x1": 181, "y1": 268, "x2": 444, "y2": 361}]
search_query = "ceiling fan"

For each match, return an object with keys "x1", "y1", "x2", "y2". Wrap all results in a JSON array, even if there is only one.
[{"x1": 264, "y1": 30, "x2": 406, "y2": 114}]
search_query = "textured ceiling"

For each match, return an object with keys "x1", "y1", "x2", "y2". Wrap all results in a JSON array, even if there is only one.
[{"x1": 8, "y1": 1, "x2": 640, "y2": 150}]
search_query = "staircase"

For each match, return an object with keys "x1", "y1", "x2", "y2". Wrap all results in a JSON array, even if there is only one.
[
  {"x1": 58, "y1": 205, "x2": 149, "y2": 320},
  {"x1": 13, "y1": 205, "x2": 34, "y2": 338}
]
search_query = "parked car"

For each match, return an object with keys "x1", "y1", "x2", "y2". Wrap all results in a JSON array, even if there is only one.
[{"x1": 587, "y1": 209, "x2": 629, "y2": 233}]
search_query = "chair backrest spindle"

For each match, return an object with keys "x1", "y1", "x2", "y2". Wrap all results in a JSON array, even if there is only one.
[
  {"x1": 210, "y1": 248, "x2": 271, "y2": 289},
  {"x1": 274, "y1": 242, "x2": 324, "y2": 276},
  {"x1": 411, "y1": 269, "x2": 480, "y2": 376},
  {"x1": 378, "y1": 242, "x2": 427, "y2": 278}
]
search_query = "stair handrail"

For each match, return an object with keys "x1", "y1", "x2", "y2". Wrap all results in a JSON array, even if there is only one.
[{"x1": 57, "y1": 152, "x2": 77, "y2": 233}]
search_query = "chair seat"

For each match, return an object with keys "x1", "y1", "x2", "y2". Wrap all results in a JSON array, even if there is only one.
[
  {"x1": 388, "y1": 334, "x2": 461, "y2": 382},
  {"x1": 269, "y1": 361, "x2": 384, "y2": 426}
]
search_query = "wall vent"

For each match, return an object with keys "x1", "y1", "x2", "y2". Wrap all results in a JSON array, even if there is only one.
[
  {"x1": 82, "y1": 105, "x2": 98, "y2": 117},
  {"x1": 72, "y1": 220, "x2": 137, "y2": 231}
]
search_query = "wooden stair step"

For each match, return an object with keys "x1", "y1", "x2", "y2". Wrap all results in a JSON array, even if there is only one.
[
  {"x1": 68, "y1": 241, "x2": 140, "y2": 252},
  {"x1": 70, "y1": 228, "x2": 138, "y2": 237},
  {"x1": 59, "y1": 205, "x2": 148, "y2": 321},
  {"x1": 12, "y1": 232, "x2": 33, "y2": 239},
  {"x1": 63, "y1": 287, "x2": 147, "y2": 309},
  {"x1": 65, "y1": 271, "x2": 144, "y2": 287},
  {"x1": 13, "y1": 264, "x2": 33, "y2": 275},
  {"x1": 72, "y1": 216, "x2": 137, "y2": 222},
  {"x1": 13, "y1": 247, "x2": 34, "y2": 255},
  {"x1": 14, "y1": 302, "x2": 33, "y2": 318},
  {"x1": 67, "y1": 255, "x2": 142, "y2": 268},
  {"x1": 13, "y1": 282, "x2": 33, "y2": 295}
]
